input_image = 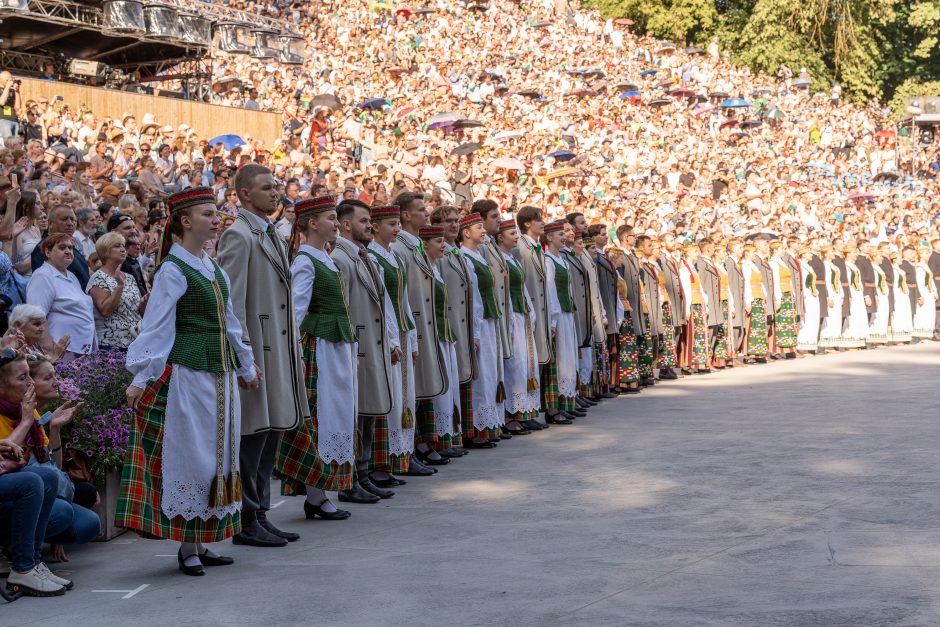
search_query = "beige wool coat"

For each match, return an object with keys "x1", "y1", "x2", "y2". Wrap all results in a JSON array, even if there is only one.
[
  {"x1": 438, "y1": 246, "x2": 477, "y2": 383},
  {"x1": 514, "y1": 234, "x2": 552, "y2": 363},
  {"x1": 215, "y1": 210, "x2": 308, "y2": 434}
]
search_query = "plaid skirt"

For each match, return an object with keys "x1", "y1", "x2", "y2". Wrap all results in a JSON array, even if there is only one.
[
  {"x1": 657, "y1": 303, "x2": 678, "y2": 368},
  {"x1": 618, "y1": 315, "x2": 639, "y2": 385},
  {"x1": 460, "y1": 381, "x2": 486, "y2": 440},
  {"x1": 541, "y1": 358, "x2": 574, "y2": 411},
  {"x1": 746, "y1": 298, "x2": 769, "y2": 357},
  {"x1": 774, "y1": 292, "x2": 799, "y2": 349},
  {"x1": 276, "y1": 335, "x2": 353, "y2": 494},
  {"x1": 116, "y1": 365, "x2": 239, "y2": 543}
]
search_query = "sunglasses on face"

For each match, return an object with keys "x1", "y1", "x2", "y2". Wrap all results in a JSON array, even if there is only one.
[{"x1": 0, "y1": 348, "x2": 19, "y2": 368}]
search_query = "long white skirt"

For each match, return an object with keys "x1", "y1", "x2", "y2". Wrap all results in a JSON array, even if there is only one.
[
  {"x1": 796, "y1": 291, "x2": 820, "y2": 351},
  {"x1": 868, "y1": 291, "x2": 889, "y2": 343},
  {"x1": 842, "y1": 288, "x2": 869, "y2": 347},
  {"x1": 162, "y1": 366, "x2": 241, "y2": 522},
  {"x1": 315, "y1": 339, "x2": 357, "y2": 465},
  {"x1": 818, "y1": 292, "x2": 844, "y2": 347},
  {"x1": 913, "y1": 290, "x2": 937, "y2": 338},
  {"x1": 578, "y1": 345, "x2": 593, "y2": 388},
  {"x1": 472, "y1": 318, "x2": 505, "y2": 430},
  {"x1": 504, "y1": 312, "x2": 540, "y2": 415},
  {"x1": 555, "y1": 311, "x2": 578, "y2": 397},
  {"x1": 433, "y1": 341, "x2": 461, "y2": 438},
  {"x1": 890, "y1": 286, "x2": 913, "y2": 342}
]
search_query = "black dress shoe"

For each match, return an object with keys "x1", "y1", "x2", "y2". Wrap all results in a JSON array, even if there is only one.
[
  {"x1": 358, "y1": 478, "x2": 394, "y2": 499},
  {"x1": 198, "y1": 550, "x2": 234, "y2": 566},
  {"x1": 338, "y1": 484, "x2": 381, "y2": 504},
  {"x1": 659, "y1": 370, "x2": 678, "y2": 380},
  {"x1": 369, "y1": 473, "x2": 406, "y2": 487},
  {"x1": 464, "y1": 438, "x2": 497, "y2": 448},
  {"x1": 626, "y1": 387, "x2": 641, "y2": 394},
  {"x1": 404, "y1": 459, "x2": 438, "y2": 475},
  {"x1": 522, "y1": 420, "x2": 544, "y2": 431},
  {"x1": 438, "y1": 448, "x2": 465, "y2": 458},
  {"x1": 545, "y1": 414, "x2": 573, "y2": 425},
  {"x1": 568, "y1": 409, "x2": 587, "y2": 417},
  {"x1": 415, "y1": 447, "x2": 450, "y2": 466},
  {"x1": 178, "y1": 549, "x2": 205, "y2": 576},
  {"x1": 600, "y1": 392, "x2": 618, "y2": 399},
  {"x1": 304, "y1": 499, "x2": 351, "y2": 520},
  {"x1": 498, "y1": 430, "x2": 513, "y2": 440},
  {"x1": 257, "y1": 512, "x2": 300, "y2": 542},
  {"x1": 232, "y1": 520, "x2": 289, "y2": 547},
  {"x1": 581, "y1": 398, "x2": 598, "y2": 406}
]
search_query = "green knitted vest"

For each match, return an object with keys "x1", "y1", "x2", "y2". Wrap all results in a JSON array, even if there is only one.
[
  {"x1": 434, "y1": 278, "x2": 456, "y2": 343},
  {"x1": 549, "y1": 255, "x2": 574, "y2": 313},
  {"x1": 369, "y1": 248, "x2": 415, "y2": 332},
  {"x1": 163, "y1": 254, "x2": 239, "y2": 372},
  {"x1": 297, "y1": 252, "x2": 356, "y2": 343},
  {"x1": 467, "y1": 253, "x2": 499, "y2": 319},
  {"x1": 507, "y1": 257, "x2": 528, "y2": 314}
]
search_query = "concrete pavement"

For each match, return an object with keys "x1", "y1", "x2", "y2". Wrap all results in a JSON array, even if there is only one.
[{"x1": 5, "y1": 342, "x2": 940, "y2": 626}]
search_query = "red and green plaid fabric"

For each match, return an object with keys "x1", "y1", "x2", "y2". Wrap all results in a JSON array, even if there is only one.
[
  {"x1": 459, "y1": 381, "x2": 487, "y2": 440},
  {"x1": 540, "y1": 362, "x2": 558, "y2": 411},
  {"x1": 415, "y1": 399, "x2": 438, "y2": 446},
  {"x1": 116, "y1": 365, "x2": 239, "y2": 543},
  {"x1": 618, "y1": 315, "x2": 639, "y2": 385},
  {"x1": 276, "y1": 334, "x2": 353, "y2": 493},
  {"x1": 369, "y1": 414, "x2": 392, "y2": 474}
]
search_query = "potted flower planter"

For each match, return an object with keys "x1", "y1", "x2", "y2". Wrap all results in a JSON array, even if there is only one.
[{"x1": 94, "y1": 470, "x2": 128, "y2": 541}]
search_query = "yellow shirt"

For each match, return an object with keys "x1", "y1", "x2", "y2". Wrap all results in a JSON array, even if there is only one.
[{"x1": 0, "y1": 410, "x2": 48, "y2": 461}]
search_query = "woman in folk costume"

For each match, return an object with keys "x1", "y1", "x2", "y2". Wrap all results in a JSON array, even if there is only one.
[
  {"x1": 769, "y1": 241, "x2": 799, "y2": 356},
  {"x1": 818, "y1": 245, "x2": 845, "y2": 349},
  {"x1": 497, "y1": 218, "x2": 540, "y2": 434},
  {"x1": 543, "y1": 220, "x2": 580, "y2": 420},
  {"x1": 796, "y1": 246, "x2": 822, "y2": 353},
  {"x1": 606, "y1": 248, "x2": 639, "y2": 394},
  {"x1": 679, "y1": 244, "x2": 710, "y2": 372},
  {"x1": 459, "y1": 213, "x2": 505, "y2": 447},
  {"x1": 275, "y1": 196, "x2": 355, "y2": 522},
  {"x1": 711, "y1": 243, "x2": 736, "y2": 368},
  {"x1": 421, "y1": 225, "x2": 464, "y2": 452},
  {"x1": 119, "y1": 187, "x2": 260, "y2": 577},
  {"x1": 889, "y1": 251, "x2": 914, "y2": 343},
  {"x1": 653, "y1": 241, "x2": 679, "y2": 374},
  {"x1": 367, "y1": 205, "x2": 421, "y2": 477},
  {"x1": 842, "y1": 247, "x2": 869, "y2": 348},
  {"x1": 867, "y1": 248, "x2": 890, "y2": 345},
  {"x1": 913, "y1": 246, "x2": 938, "y2": 339},
  {"x1": 741, "y1": 244, "x2": 770, "y2": 361}
]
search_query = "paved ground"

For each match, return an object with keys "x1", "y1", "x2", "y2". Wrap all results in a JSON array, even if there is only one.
[{"x1": 4, "y1": 343, "x2": 940, "y2": 626}]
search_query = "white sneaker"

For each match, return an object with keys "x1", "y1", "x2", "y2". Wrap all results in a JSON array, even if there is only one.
[
  {"x1": 7, "y1": 565, "x2": 66, "y2": 596},
  {"x1": 36, "y1": 562, "x2": 73, "y2": 590}
]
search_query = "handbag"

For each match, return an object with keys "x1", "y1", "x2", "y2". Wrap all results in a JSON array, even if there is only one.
[{"x1": 0, "y1": 449, "x2": 25, "y2": 475}]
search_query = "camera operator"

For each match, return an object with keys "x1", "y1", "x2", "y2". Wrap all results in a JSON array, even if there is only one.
[{"x1": 0, "y1": 71, "x2": 21, "y2": 139}]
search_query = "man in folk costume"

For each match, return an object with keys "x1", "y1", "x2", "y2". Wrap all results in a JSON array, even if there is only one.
[
  {"x1": 459, "y1": 212, "x2": 506, "y2": 446},
  {"x1": 120, "y1": 187, "x2": 260, "y2": 576},
  {"x1": 589, "y1": 223, "x2": 620, "y2": 397},
  {"x1": 391, "y1": 193, "x2": 450, "y2": 470},
  {"x1": 695, "y1": 238, "x2": 722, "y2": 367},
  {"x1": 742, "y1": 243, "x2": 771, "y2": 362},
  {"x1": 543, "y1": 220, "x2": 581, "y2": 420},
  {"x1": 573, "y1": 225, "x2": 609, "y2": 401},
  {"x1": 561, "y1": 226, "x2": 597, "y2": 413},
  {"x1": 418, "y1": 224, "x2": 464, "y2": 449},
  {"x1": 429, "y1": 205, "x2": 478, "y2": 446},
  {"x1": 217, "y1": 165, "x2": 308, "y2": 549},
  {"x1": 659, "y1": 241, "x2": 685, "y2": 377},
  {"x1": 475, "y1": 200, "x2": 512, "y2": 404},
  {"x1": 367, "y1": 204, "x2": 421, "y2": 485},
  {"x1": 496, "y1": 218, "x2": 541, "y2": 435},
  {"x1": 276, "y1": 196, "x2": 356, "y2": 522},
  {"x1": 617, "y1": 226, "x2": 649, "y2": 380},
  {"x1": 724, "y1": 239, "x2": 748, "y2": 361},
  {"x1": 808, "y1": 246, "x2": 830, "y2": 353},
  {"x1": 636, "y1": 236, "x2": 663, "y2": 383},
  {"x1": 332, "y1": 199, "x2": 399, "y2": 503},
  {"x1": 754, "y1": 235, "x2": 778, "y2": 356},
  {"x1": 856, "y1": 241, "x2": 877, "y2": 325}
]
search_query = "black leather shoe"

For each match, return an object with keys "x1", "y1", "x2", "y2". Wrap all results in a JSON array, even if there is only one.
[
  {"x1": 545, "y1": 414, "x2": 573, "y2": 425},
  {"x1": 232, "y1": 520, "x2": 289, "y2": 547},
  {"x1": 178, "y1": 549, "x2": 205, "y2": 576},
  {"x1": 522, "y1": 420, "x2": 544, "y2": 431},
  {"x1": 198, "y1": 550, "x2": 234, "y2": 566},
  {"x1": 304, "y1": 499, "x2": 351, "y2": 520},
  {"x1": 257, "y1": 512, "x2": 300, "y2": 542},
  {"x1": 659, "y1": 370, "x2": 678, "y2": 380},
  {"x1": 599, "y1": 392, "x2": 618, "y2": 399},
  {"x1": 438, "y1": 448, "x2": 464, "y2": 458},
  {"x1": 464, "y1": 438, "x2": 497, "y2": 448},
  {"x1": 575, "y1": 398, "x2": 591, "y2": 409},
  {"x1": 568, "y1": 409, "x2": 587, "y2": 417},
  {"x1": 498, "y1": 429, "x2": 513, "y2": 440},
  {"x1": 370, "y1": 473, "x2": 406, "y2": 487},
  {"x1": 359, "y1": 477, "x2": 394, "y2": 499},
  {"x1": 415, "y1": 447, "x2": 450, "y2": 466},
  {"x1": 581, "y1": 398, "x2": 598, "y2": 406},
  {"x1": 338, "y1": 484, "x2": 381, "y2": 504},
  {"x1": 403, "y1": 459, "x2": 437, "y2": 475}
]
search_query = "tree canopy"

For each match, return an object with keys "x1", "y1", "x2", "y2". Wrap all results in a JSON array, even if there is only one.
[{"x1": 588, "y1": 0, "x2": 940, "y2": 111}]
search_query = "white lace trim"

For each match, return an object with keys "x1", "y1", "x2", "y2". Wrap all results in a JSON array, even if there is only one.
[
  {"x1": 162, "y1": 480, "x2": 241, "y2": 522},
  {"x1": 506, "y1": 390, "x2": 540, "y2": 414},
  {"x1": 558, "y1": 375, "x2": 577, "y2": 397},
  {"x1": 388, "y1": 427, "x2": 415, "y2": 456},
  {"x1": 472, "y1": 402, "x2": 504, "y2": 430},
  {"x1": 319, "y1": 430, "x2": 355, "y2": 465},
  {"x1": 435, "y1": 407, "x2": 460, "y2": 436}
]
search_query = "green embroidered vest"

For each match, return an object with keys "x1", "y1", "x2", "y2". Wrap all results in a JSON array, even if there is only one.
[
  {"x1": 466, "y1": 253, "x2": 500, "y2": 320},
  {"x1": 506, "y1": 257, "x2": 528, "y2": 315},
  {"x1": 163, "y1": 254, "x2": 239, "y2": 372},
  {"x1": 434, "y1": 278, "x2": 456, "y2": 343},
  {"x1": 549, "y1": 255, "x2": 574, "y2": 313},
  {"x1": 297, "y1": 252, "x2": 356, "y2": 343},
  {"x1": 369, "y1": 248, "x2": 415, "y2": 333}
]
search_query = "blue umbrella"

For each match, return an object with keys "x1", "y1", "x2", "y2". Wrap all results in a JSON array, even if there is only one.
[
  {"x1": 208, "y1": 134, "x2": 247, "y2": 150},
  {"x1": 619, "y1": 91, "x2": 641, "y2": 99},
  {"x1": 360, "y1": 97, "x2": 387, "y2": 110},
  {"x1": 639, "y1": 69, "x2": 658, "y2": 77},
  {"x1": 548, "y1": 150, "x2": 576, "y2": 162},
  {"x1": 720, "y1": 98, "x2": 750, "y2": 109}
]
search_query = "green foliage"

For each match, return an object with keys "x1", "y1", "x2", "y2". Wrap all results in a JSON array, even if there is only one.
[{"x1": 889, "y1": 79, "x2": 940, "y2": 118}]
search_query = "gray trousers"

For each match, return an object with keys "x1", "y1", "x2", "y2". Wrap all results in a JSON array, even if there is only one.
[
  {"x1": 355, "y1": 414, "x2": 377, "y2": 477},
  {"x1": 732, "y1": 326, "x2": 745, "y2": 354},
  {"x1": 239, "y1": 430, "x2": 280, "y2": 523}
]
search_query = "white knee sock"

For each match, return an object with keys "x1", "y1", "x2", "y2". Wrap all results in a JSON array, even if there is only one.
[{"x1": 305, "y1": 487, "x2": 337, "y2": 513}]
